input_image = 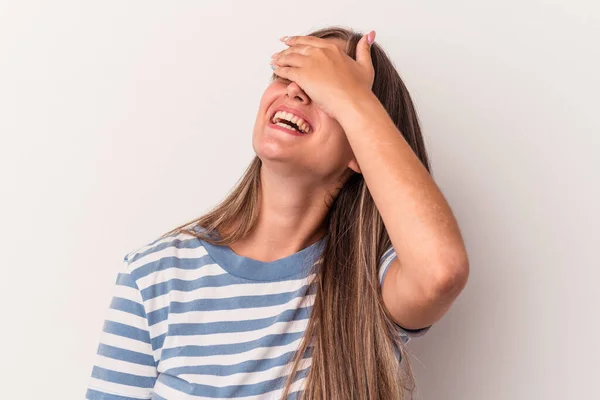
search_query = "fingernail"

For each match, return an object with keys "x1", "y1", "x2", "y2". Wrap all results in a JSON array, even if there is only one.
[
  {"x1": 367, "y1": 31, "x2": 375, "y2": 45},
  {"x1": 271, "y1": 64, "x2": 276, "y2": 70},
  {"x1": 280, "y1": 36, "x2": 289, "y2": 42}
]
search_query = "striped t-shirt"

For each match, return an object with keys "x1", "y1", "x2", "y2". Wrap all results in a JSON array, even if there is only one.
[{"x1": 86, "y1": 226, "x2": 430, "y2": 400}]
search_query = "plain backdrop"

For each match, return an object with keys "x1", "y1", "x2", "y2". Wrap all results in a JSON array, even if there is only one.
[{"x1": 1, "y1": 1, "x2": 598, "y2": 399}]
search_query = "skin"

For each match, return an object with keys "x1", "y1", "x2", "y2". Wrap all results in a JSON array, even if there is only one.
[
  {"x1": 233, "y1": 37, "x2": 360, "y2": 261},
  {"x1": 230, "y1": 31, "x2": 469, "y2": 331}
]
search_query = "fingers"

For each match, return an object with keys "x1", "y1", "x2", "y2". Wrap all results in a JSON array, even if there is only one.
[
  {"x1": 271, "y1": 44, "x2": 312, "y2": 59},
  {"x1": 270, "y1": 52, "x2": 307, "y2": 68},
  {"x1": 355, "y1": 30, "x2": 375, "y2": 71},
  {"x1": 280, "y1": 35, "x2": 331, "y2": 48},
  {"x1": 270, "y1": 37, "x2": 323, "y2": 83},
  {"x1": 271, "y1": 65, "x2": 298, "y2": 82}
]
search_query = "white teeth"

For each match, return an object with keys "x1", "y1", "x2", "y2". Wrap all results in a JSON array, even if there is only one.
[
  {"x1": 276, "y1": 121, "x2": 298, "y2": 131},
  {"x1": 272, "y1": 110, "x2": 311, "y2": 134}
]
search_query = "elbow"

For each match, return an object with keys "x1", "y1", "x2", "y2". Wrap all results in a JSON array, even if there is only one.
[{"x1": 433, "y1": 255, "x2": 470, "y2": 296}]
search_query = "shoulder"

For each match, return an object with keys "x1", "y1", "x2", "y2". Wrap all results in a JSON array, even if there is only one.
[{"x1": 122, "y1": 228, "x2": 204, "y2": 281}]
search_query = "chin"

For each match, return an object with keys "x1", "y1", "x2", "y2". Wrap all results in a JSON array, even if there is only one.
[{"x1": 254, "y1": 141, "x2": 289, "y2": 162}]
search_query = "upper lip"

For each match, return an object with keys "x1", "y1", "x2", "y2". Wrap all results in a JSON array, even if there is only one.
[{"x1": 270, "y1": 105, "x2": 313, "y2": 133}]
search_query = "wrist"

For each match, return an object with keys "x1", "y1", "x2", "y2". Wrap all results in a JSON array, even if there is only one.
[{"x1": 335, "y1": 89, "x2": 383, "y2": 128}]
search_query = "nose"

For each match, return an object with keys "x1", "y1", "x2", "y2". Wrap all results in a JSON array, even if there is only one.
[{"x1": 286, "y1": 81, "x2": 311, "y2": 104}]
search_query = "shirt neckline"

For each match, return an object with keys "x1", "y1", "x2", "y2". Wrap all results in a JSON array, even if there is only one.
[{"x1": 193, "y1": 225, "x2": 328, "y2": 282}]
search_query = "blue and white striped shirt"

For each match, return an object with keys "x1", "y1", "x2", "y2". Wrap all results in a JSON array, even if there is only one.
[{"x1": 86, "y1": 226, "x2": 430, "y2": 399}]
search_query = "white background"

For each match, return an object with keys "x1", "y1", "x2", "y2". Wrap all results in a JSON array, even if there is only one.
[{"x1": 1, "y1": 1, "x2": 598, "y2": 399}]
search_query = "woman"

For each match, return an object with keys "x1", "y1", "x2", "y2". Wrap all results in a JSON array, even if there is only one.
[{"x1": 86, "y1": 26, "x2": 469, "y2": 400}]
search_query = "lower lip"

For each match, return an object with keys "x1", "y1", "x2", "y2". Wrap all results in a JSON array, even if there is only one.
[{"x1": 268, "y1": 121, "x2": 308, "y2": 136}]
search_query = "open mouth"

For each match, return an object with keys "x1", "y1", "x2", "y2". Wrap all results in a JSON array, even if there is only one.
[{"x1": 270, "y1": 110, "x2": 312, "y2": 134}]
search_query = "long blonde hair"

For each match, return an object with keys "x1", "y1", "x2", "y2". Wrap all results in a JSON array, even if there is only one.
[{"x1": 160, "y1": 26, "x2": 431, "y2": 400}]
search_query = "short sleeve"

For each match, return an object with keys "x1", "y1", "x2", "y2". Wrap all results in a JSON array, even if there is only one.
[
  {"x1": 85, "y1": 258, "x2": 158, "y2": 399},
  {"x1": 378, "y1": 245, "x2": 432, "y2": 343}
]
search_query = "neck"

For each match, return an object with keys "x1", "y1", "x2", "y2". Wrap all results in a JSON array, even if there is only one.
[{"x1": 227, "y1": 162, "x2": 345, "y2": 262}]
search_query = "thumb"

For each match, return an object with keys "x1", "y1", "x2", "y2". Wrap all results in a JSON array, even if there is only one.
[{"x1": 355, "y1": 30, "x2": 375, "y2": 68}]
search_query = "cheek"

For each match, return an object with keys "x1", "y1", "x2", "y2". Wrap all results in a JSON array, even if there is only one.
[
  {"x1": 323, "y1": 120, "x2": 350, "y2": 150},
  {"x1": 255, "y1": 86, "x2": 280, "y2": 124},
  {"x1": 253, "y1": 100, "x2": 271, "y2": 130},
  {"x1": 310, "y1": 125, "x2": 353, "y2": 165}
]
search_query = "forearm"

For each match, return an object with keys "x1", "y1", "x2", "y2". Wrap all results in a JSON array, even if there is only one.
[{"x1": 336, "y1": 91, "x2": 469, "y2": 290}]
